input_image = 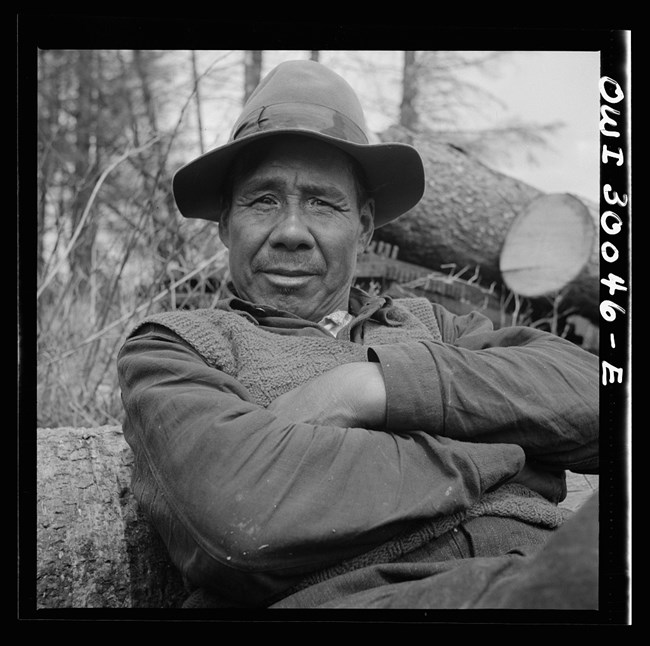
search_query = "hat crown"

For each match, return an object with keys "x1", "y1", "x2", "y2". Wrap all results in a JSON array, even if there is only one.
[{"x1": 230, "y1": 60, "x2": 370, "y2": 144}]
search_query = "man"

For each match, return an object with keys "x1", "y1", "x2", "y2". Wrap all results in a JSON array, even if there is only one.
[{"x1": 117, "y1": 60, "x2": 599, "y2": 609}]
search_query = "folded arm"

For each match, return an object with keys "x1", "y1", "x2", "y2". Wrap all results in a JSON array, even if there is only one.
[
  {"x1": 270, "y1": 307, "x2": 598, "y2": 474},
  {"x1": 118, "y1": 324, "x2": 525, "y2": 605},
  {"x1": 374, "y1": 307, "x2": 598, "y2": 472}
]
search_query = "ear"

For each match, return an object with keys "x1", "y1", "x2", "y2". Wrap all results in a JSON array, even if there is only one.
[{"x1": 357, "y1": 199, "x2": 375, "y2": 252}]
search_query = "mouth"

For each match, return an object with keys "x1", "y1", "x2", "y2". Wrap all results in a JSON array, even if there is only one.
[
  {"x1": 262, "y1": 267, "x2": 318, "y2": 277},
  {"x1": 260, "y1": 267, "x2": 319, "y2": 289}
]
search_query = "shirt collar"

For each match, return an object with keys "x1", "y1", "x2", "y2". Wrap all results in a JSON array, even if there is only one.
[{"x1": 216, "y1": 283, "x2": 389, "y2": 331}]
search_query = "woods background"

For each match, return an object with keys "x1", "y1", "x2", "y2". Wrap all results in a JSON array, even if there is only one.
[
  {"x1": 25, "y1": 38, "x2": 622, "y2": 611},
  {"x1": 34, "y1": 48, "x2": 600, "y2": 431}
]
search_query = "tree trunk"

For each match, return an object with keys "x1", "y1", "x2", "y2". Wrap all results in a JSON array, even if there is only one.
[
  {"x1": 133, "y1": 50, "x2": 186, "y2": 266},
  {"x1": 191, "y1": 50, "x2": 206, "y2": 155},
  {"x1": 69, "y1": 50, "x2": 98, "y2": 294},
  {"x1": 400, "y1": 51, "x2": 419, "y2": 131},
  {"x1": 37, "y1": 48, "x2": 59, "y2": 281},
  {"x1": 374, "y1": 127, "x2": 600, "y2": 323},
  {"x1": 36, "y1": 426, "x2": 188, "y2": 608},
  {"x1": 244, "y1": 50, "x2": 263, "y2": 104}
]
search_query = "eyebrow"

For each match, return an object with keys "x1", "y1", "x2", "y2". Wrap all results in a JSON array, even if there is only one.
[{"x1": 236, "y1": 175, "x2": 351, "y2": 202}]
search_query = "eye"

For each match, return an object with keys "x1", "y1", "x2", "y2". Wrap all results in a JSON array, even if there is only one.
[
  {"x1": 250, "y1": 194, "x2": 279, "y2": 208},
  {"x1": 308, "y1": 197, "x2": 335, "y2": 209}
]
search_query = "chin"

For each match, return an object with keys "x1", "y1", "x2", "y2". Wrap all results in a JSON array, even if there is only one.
[{"x1": 276, "y1": 286, "x2": 300, "y2": 297}]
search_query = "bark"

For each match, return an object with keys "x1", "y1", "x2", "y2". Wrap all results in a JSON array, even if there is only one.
[
  {"x1": 374, "y1": 127, "x2": 600, "y2": 323},
  {"x1": 36, "y1": 426, "x2": 188, "y2": 609}
]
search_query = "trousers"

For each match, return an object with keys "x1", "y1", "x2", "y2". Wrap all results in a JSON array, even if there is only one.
[
  {"x1": 182, "y1": 494, "x2": 598, "y2": 610},
  {"x1": 270, "y1": 493, "x2": 598, "y2": 610}
]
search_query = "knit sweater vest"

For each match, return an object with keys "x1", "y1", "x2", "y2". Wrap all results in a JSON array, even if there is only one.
[
  {"x1": 135, "y1": 296, "x2": 572, "y2": 598},
  {"x1": 136, "y1": 296, "x2": 444, "y2": 407}
]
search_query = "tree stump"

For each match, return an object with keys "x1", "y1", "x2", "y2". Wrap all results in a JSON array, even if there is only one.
[{"x1": 36, "y1": 425, "x2": 188, "y2": 608}]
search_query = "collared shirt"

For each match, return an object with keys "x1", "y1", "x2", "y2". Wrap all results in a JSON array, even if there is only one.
[
  {"x1": 214, "y1": 285, "x2": 393, "y2": 342},
  {"x1": 318, "y1": 309, "x2": 354, "y2": 337}
]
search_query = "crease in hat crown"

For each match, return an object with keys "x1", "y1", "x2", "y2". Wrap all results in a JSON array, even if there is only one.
[
  {"x1": 229, "y1": 59, "x2": 370, "y2": 145},
  {"x1": 172, "y1": 59, "x2": 425, "y2": 227}
]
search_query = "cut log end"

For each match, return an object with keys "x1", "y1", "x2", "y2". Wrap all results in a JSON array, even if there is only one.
[{"x1": 499, "y1": 193, "x2": 596, "y2": 298}]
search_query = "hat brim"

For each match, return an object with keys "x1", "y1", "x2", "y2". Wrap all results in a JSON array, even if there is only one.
[{"x1": 172, "y1": 129, "x2": 425, "y2": 228}]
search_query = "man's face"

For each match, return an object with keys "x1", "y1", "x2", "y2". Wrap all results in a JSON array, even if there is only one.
[{"x1": 219, "y1": 137, "x2": 374, "y2": 322}]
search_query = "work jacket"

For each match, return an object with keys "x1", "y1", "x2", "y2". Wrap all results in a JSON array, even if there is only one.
[{"x1": 117, "y1": 287, "x2": 598, "y2": 606}]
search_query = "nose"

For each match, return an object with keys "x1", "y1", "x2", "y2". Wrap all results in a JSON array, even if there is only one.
[{"x1": 267, "y1": 201, "x2": 315, "y2": 251}]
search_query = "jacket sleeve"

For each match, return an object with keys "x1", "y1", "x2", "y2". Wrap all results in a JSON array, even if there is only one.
[
  {"x1": 367, "y1": 306, "x2": 598, "y2": 474},
  {"x1": 117, "y1": 323, "x2": 526, "y2": 606}
]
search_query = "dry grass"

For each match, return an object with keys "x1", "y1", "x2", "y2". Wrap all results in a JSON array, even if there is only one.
[
  {"x1": 37, "y1": 290, "x2": 142, "y2": 428},
  {"x1": 36, "y1": 243, "x2": 229, "y2": 427}
]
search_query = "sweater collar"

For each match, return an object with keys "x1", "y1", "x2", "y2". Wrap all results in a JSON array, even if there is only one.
[{"x1": 215, "y1": 283, "x2": 394, "y2": 334}]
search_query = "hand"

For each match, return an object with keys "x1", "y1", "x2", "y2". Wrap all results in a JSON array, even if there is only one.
[{"x1": 267, "y1": 362, "x2": 387, "y2": 429}]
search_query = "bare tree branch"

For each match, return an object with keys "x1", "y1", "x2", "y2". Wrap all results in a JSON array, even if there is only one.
[{"x1": 37, "y1": 137, "x2": 160, "y2": 300}]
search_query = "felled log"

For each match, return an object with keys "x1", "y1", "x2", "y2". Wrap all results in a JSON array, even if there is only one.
[
  {"x1": 36, "y1": 425, "x2": 188, "y2": 609},
  {"x1": 375, "y1": 128, "x2": 600, "y2": 323}
]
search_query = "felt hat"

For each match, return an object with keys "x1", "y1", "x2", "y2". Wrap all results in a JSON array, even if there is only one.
[{"x1": 172, "y1": 59, "x2": 425, "y2": 228}]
